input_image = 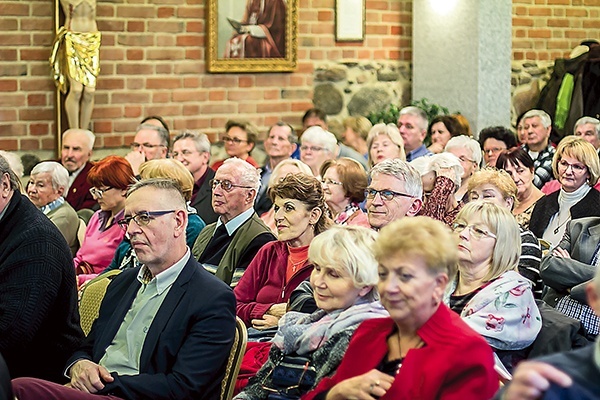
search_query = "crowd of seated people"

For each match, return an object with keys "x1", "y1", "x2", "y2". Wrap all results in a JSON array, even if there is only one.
[{"x1": 5, "y1": 105, "x2": 600, "y2": 400}]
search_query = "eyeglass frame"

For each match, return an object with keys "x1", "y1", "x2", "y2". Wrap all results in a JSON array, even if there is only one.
[
  {"x1": 117, "y1": 210, "x2": 177, "y2": 231},
  {"x1": 209, "y1": 179, "x2": 254, "y2": 192},
  {"x1": 483, "y1": 147, "x2": 506, "y2": 155},
  {"x1": 364, "y1": 188, "x2": 414, "y2": 202},
  {"x1": 451, "y1": 221, "x2": 497, "y2": 239},
  {"x1": 299, "y1": 145, "x2": 328, "y2": 153},
  {"x1": 222, "y1": 136, "x2": 248, "y2": 144},
  {"x1": 557, "y1": 159, "x2": 587, "y2": 173},
  {"x1": 89, "y1": 186, "x2": 112, "y2": 199}
]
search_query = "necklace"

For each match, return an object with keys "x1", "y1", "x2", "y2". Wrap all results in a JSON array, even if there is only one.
[
  {"x1": 553, "y1": 215, "x2": 571, "y2": 234},
  {"x1": 290, "y1": 258, "x2": 306, "y2": 273},
  {"x1": 394, "y1": 332, "x2": 424, "y2": 374}
]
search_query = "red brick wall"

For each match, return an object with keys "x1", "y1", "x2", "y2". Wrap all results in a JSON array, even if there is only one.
[
  {"x1": 512, "y1": 0, "x2": 600, "y2": 61},
  {"x1": 1, "y1": 0, "x2": 598, "y2": 153}
]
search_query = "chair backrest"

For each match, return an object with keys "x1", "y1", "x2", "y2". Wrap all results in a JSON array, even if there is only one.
[
  {"x1": 220, "y1": 316, "x2": 248, "y2": 400},
  {"x1": 76, "y1": 217, "x2": 87, "y2": 248},
  {"x1": 78, "y1": 270, "x2": 122, "y2": 335}
]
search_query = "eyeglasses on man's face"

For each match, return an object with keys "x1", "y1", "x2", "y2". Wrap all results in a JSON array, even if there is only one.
[
  {"x1": 210, "y1": 179, "x2": 253, "y2": 192},
  {"x1": 364, "y1": 188, "x2": 413, "y2": 202},
  {"x1": 131, "y1": 142, "x2": 166, "y2": 150},
  {"x1": 118, "y1": 210, "x2": 176, "y2": 231},
  {"x1": 300, "y1": 145, "x2": 326, "y2": 153},
  {"x1": 222, "y1": 136, "x2": 248, "y2": 144},
  {"x1": 89, "y1": 187, "x2": 112, "y2": 199},
  {"x1": 451, "y1": 221, "x2": 497, "y2": 240}
]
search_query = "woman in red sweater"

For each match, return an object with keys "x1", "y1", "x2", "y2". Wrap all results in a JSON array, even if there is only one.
[
  {"x1": 234, "y1": 173, "x2": 331, "y2": 330},
  {"x1": 305, "y1": 217, "x2": 499, "y2": 400}
]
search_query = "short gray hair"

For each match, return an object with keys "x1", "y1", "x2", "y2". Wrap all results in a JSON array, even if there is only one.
[
  {"x1": 269, "y1": 121, "x2": 298, "y2": 144},
  {"x1": 309, "y1": 225, "x2": 380, "y2": 302},
  {"x1": 301, "y1": 126, "x2": 338, "y2": 154},
  {"x1": 370, "y1": 158, "x2": 423, "y2": 200},
  {"x1": 399, "y1": 106, "x2": 429, "y2": 131},
  {"x1": 410, "y1": 152, "x2": 463, "y2": 187},
  {"x1": 172, "y1": 130, "x2": 211, "y2": 153},
  {"x1": 30, "y1": 161, "x2": 69, "y2": 191},
  {"x1": 445, "y1": 135, "x2": 483, "y2": 165},
  {"x1": 0, "y1": 155, "x2": 20, "y2": 191},
  {"x1": 62, "y1": 128, "x2": 95, "y2": 149},
  {"x1": 126, "y1": 178, "x2": 186, "y2": 210},
  {"x1": 522, "y1": 109, "x2": 552, "y2": 128},
  {"x1": 221, "y1": 157, "x2": 261, "y2": 192},
  {"x1": 136, "y1": 123, "x2": 170, "y2": 148},
  {"x1": 574, "y1": 116, "x2": 600, "y2": 137}
]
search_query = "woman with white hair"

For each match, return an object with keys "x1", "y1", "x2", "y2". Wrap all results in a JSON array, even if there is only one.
[
  {"x1": 300, "y1": 126, "x2": 338, "y2": 177},
  {"x1": 411, "y1": 152, "x2": 464, "y2": 226},
  {"x1": 444, "y1": 135, "x2": 482, "y2": 202},
  {"x1": 235, "y1": 225, "x2": 388, "y2": 399},
  {"x1": 27, "y1": 161, "x2": 79, "y2": 255}
]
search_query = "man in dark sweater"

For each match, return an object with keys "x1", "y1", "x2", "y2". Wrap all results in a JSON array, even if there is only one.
[{"x1": 0, "y1": 155, "x2": 83, "y2": 382}]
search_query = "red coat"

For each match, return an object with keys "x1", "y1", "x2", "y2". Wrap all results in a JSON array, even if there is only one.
[
  {"x1": 304, "y1": 304, "x2": 499, "y2": 400},
  {"x1": 234, "y1": 241, "x2": 312, "y2": 326},
  {"x1": 64, "y1": 161, "x2": 96, "y2": 211}
]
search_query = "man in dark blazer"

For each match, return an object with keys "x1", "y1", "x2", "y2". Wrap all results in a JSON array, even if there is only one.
[
  {"x1": 172, "y1": 130, "x2": 218, "y2": 224},
  {"x1": 12, "y1": 178, "x2": 236, "y2": 400},
  {"x1": 61, "y1": 129, "x2": 97, "y2": 211}
]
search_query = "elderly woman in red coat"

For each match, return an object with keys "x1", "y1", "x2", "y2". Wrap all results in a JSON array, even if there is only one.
[{"x1": 305, "y1": 217, "x2": 499, "y2": 400}]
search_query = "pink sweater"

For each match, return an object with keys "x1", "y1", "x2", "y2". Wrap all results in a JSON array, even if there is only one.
[{"x1": 73, "y1": 209, "x2": 125, "y2": 275}]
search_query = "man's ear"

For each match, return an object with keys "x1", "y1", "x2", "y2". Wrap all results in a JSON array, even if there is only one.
[{"x1": 406, "y1": 198, "x2": 423, "y2": 217}]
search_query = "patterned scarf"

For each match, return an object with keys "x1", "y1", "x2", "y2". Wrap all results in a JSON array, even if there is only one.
[
  {"x1": 334, "y1": 202, "x2": 361, "y2": 225},
  {"x1": 272, "y1": 299, "x2": 388, "y2": 355}
]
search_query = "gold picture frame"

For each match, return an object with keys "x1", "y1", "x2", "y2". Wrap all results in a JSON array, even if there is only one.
[{"x1": 206, "y1": 0, "x2": 298, "y2": 73}]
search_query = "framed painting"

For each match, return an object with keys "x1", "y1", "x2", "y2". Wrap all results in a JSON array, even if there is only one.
[{"x1": 206, "y1": 0, "x2": 298, "y2": 73}]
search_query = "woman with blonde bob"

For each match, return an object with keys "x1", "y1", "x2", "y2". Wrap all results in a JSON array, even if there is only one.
[
  {"x1": 105, "y1": 158, "x2": 206, "y2": 271},
  {"x1": 305, "y1": 217, "x2": 498, "y2": 400},
  {"x1": 530, "y1": 136, "x2": 600, "y2": 246},
  {"x1": 236, "y1": 225, "x2": 388, "y2": 399},
  {"x1": 446, "y1": 202, "x2": 542, "y2": 369},
  {"x1": 367, "y1": 123, "x2": 406, "y2": 168}
]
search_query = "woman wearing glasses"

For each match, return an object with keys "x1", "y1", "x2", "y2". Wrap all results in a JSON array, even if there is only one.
[
  {"x1": 529, "y1": 137, "x2": 600, "y2": 246},
  {"x1": 211, "y1": 120, "x2": 260, "y2": 171},
  {"x1": 235, "y1": 173, "x2": 331, "y2": 331},
  {"x1": 235, "y1": 225, "x2": 388, "y2": 400},
  {"x1": 319, "y1": 158, "x2": 369, "y2": 227},
  {"x1": 73, "y1": 156, "x2": 135, "y2": 284},
  {"x1": 305, "y1": 217, "x2": 498, "y2": 400},
  {"x1": 447, "y1": 201, "x2": 542, "y2": 370}
]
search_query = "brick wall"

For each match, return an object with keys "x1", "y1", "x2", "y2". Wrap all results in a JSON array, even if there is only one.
[
  {"x1": 512, "y1": 0, "x2": 600, "y2": 61},
  {"x1": 0, "y1": 0, "x2": 598, "y2": 153}
]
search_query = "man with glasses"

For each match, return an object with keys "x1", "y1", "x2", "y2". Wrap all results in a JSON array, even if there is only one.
[
  {"x1": 366, "y1": 158, "x2": 423, "y2": 230},
  {"x1": 12, "y1": 178, "x2": 236, "y2": 400},
  {"x1": 172, "y1": 130, "x2": 218, "y2": 224},
  {"x1": 60, "y1": 128, "x2": 97, "y2": 211},
  {"x1": 125, "y1": 123, "x2": 169, "y2": 175},
  {"x1": 192, "y1": 158, "x2": 275, "y2": 286},
  {"x1": 521, "y1": 109, "x2": 556, "y2": 188},
  {"x1": 0, "y1": 155, "x2": 83, "y2": 382}
]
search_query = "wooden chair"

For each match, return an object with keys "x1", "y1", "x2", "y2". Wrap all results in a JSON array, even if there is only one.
[
  {"x1": 78, "y1": 270, "x2": 122, "y2": 335},
  {"x1": 220, "y1": 317, "x2": 248, "y2": 400}
]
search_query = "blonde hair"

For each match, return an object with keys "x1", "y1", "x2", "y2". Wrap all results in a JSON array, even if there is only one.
[
  {"x1": 309, "y1": 225, "x2": 379, "y2": 301},
  {"x1": 467, "y1": 167, "x2": 518, "y2": 208},
  {"x1": 268, "y1": 159, "x2": 312, "y2": 187},
  {"x1": 552, "y1": 136, "x2": 600, "y2": 185},
  {"x1": 374, "y1": 216, "x2": 458, "y2": 278},
  {"x1": 139, "y1": 159, "x2": 194, "y2": 201},
  {"x1": 366, "y1": 123, "x2": 406, "y2": 167},
  {"x1": 454, "y1": 201, "x2": 520, "y2": 281},
  {"x1": 343, "y1": 116, "x2": 373, "y2": 140}
]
